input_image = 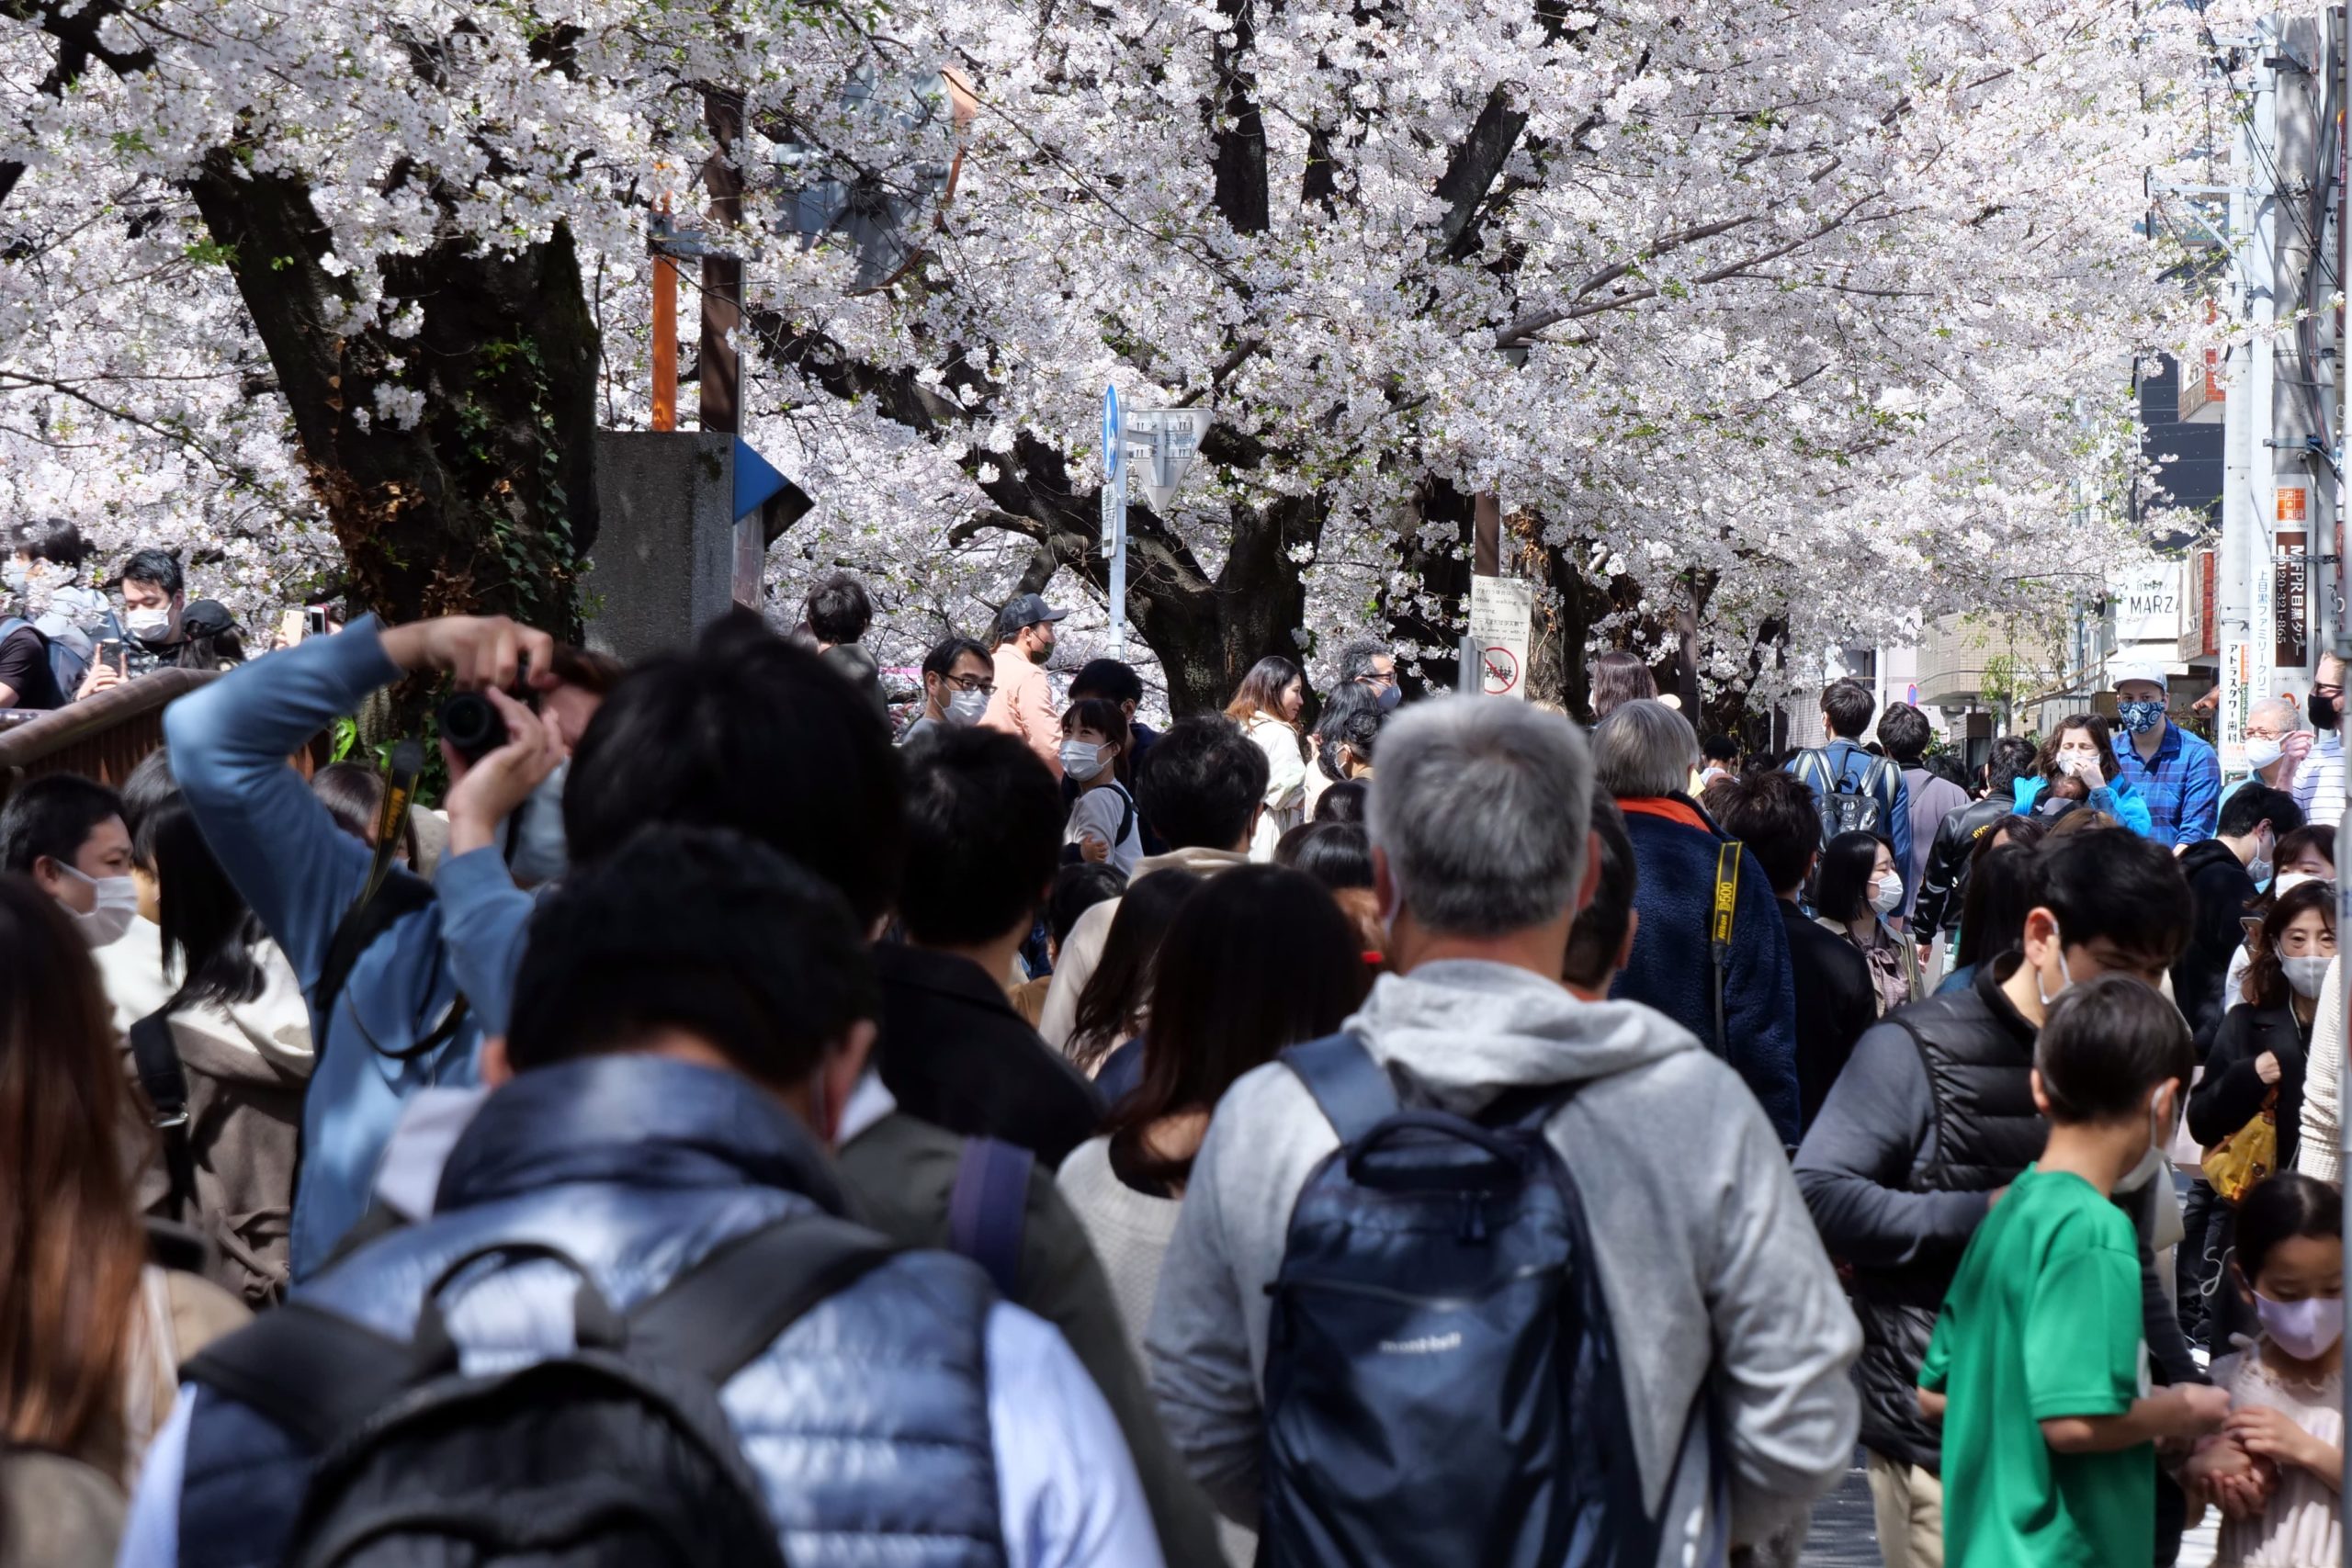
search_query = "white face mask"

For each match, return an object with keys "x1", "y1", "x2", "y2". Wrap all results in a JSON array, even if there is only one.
[
  {"x1": 1, "y1": 559, "x2": 26, "y2": 592},
  {"x1": 57, "y1": 862, "x2": 139, "y2": 948},
  {"x1": 124, "y1": 604, "x2": 175, "y2": 643},
  {"x1": 1871, "y1": 875, "x2": 1905, "y2": 916},
  {"x1": 2245, "y1": 736, "x2": 2286, "y2": 773},
  {"x1": 1060, "y1": 739, "x2": 1107, "y2": 782},
  {"x1": 2284, "y1": 954, "x2": 2333, "y2": 1000},
  {"x1": 2036, "y1": 921, "x2": 2075, "y2": 1010},
  {"x1": 2055, "y1": 749, "x2": 2099, "y2": 779},
  {"x1": 2250, "y1": 830, "x2": 2276, "y2": 888},
  {"x1": 944, "y1": 687, "x2": 989, "y2": 727}
]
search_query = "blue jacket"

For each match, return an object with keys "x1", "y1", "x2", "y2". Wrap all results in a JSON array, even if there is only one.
[
  {"x1": 164, "y1": 620, "x2": 531, "y2": 1276},
  {"x1": 1788, "y1": 740, "x2": 1913, "y2": 896},
  {"x1": 137, "y1": 1055, "x2": 1159, "y2": 1568},
  {"x1": 2112, "y1": 720, "x2": 2223, "y2": 849},
  {"x1": 2010, "y1": 773, "x2": 2155, "y2": 837},
  {"x1": 1609, "y1": 795, "x2": 1803, "y2": 1144}
]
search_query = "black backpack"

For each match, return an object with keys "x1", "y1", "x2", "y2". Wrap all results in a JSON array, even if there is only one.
[
  {"x1": 180, "y1": 1217, "x2": 896, "y2": 1567},
  {"x1": 1791, "y1": 745, "x2": 1895, "y2": 846}
]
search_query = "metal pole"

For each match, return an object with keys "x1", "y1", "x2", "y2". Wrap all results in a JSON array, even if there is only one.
[
  {"x1": 1108, "y1": 468, "x2": 1128, "y2": 660},
  {"x1": 651, "y1": 252, "x2": 678, "y2": 433},
  {"x1": 2335, "y1": 7, "x2": 2350, "y2": 1548}
]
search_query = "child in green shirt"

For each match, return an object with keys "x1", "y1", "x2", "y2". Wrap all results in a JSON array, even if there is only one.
[{"x1": 1920, "y1": 974, "x2": 2232, "y2": 1566}]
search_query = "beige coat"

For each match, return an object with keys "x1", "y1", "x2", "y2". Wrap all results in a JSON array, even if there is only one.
[{"x1": 1036, "y1": 847, "x2": 1253, "y2": 1053}]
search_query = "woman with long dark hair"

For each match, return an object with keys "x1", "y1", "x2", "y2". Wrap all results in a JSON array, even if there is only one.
[
  {"x1": 1589, "y1": 650, "x2": 1657, "y2": 721},
  {"x1": 0, "y1": 875, "x2": 246, "y2": 1508},
  {"x1": 1813, "y1": 829, "x2": 1920, "y2": 1014},
  {"x1": 1224, "y1": 656, "x2": 1308, "y2": 861},
  {"x1": 1303, "y1": 680, "x2": 1381, "y2": 821},
  {"x1": 1067, "y1": 869, "x2": 1204, "y2": 1087}
]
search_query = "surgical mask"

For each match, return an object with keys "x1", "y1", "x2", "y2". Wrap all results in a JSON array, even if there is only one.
[
  {"x1": 1028, "y1": 638, "x2": 1054, "y2": 667},
  {"x1": 2036, "y1": 923, "x2": 2075, "y2": 1010},
  {"x1": 2255, "y1": 1292, "x2": 2345, "y2": 1361},
  {"x1": 1871, "y1": 876, "x2": 1904, "y2": 916},
  {"x1": 2314, "y1": 692, "x2": 2342, "y2": 732},
  {"x1": 2117, "y1": 699, "x2": 2166, "y2": 736},
  {"x1": 1060, "y1": 740, "x2": 1107, "y2": 782},
  {"x1": 504, "y1": 761, "x2": 570, "y2": 890},
  {"x1": 1374, "y1": 681, "x2": 1402, "y2": 714},
  {"x1": 2250, "y1": 832, "x2": 2276, "y2": 889},
  {"x1": 2056, "y1": 749, "x2": 2100, "y2": 777},
  {"x1": 2245, "y1": 736, "x2": 2286, "y2": 773},
  {"x1": 57, "y1": 863, "x2": 138, "y2": 948},
  {"x1": 944, "y1": 687, "x2": 989, "y2": 727},
  {"x1": 125, "y1": 605, "x2": 175, "y2": 644},
  {"x1": 1, "y1": 560, "x2": 25, "y2": 592},
  {"x1": 2285, "y1": 955, "x2": 2333, "y2": 1000}
]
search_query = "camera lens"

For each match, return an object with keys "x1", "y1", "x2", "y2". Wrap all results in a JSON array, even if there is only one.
[{"x1": 438, "y1": 692, "x2": 504, "y2": 765}]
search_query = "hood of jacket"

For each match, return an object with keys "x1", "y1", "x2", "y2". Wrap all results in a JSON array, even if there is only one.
[
  {"x1": 1346, "y1": 959, "x2": 1697, "y2": 1113},
  {"x1": 2177, "y1": 837, "x2": 2250, "y2": 887}
]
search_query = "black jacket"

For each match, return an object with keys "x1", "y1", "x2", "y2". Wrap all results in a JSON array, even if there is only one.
[
  {"x1": 1780, "y1": 900, "x2": 1877, "y2": 1129},
  {"x1": 2173, "y1": 840, "x2": 2257, "y2": 1055},
  {"x1": 872, "y1": 943, "x2": 1103, "y2": 1168},
  {"x1": 1913, "y1": 795, "x2": 2011, "y2": 938},
  {"x1": 2188, "y1": 1000, "x2": 2311, "y2": 1173}
]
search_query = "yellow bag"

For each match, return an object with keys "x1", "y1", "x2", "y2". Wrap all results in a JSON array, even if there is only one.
[{"x1": 2202, "y1": 1089, "x2": 2280, "y2": 1203}]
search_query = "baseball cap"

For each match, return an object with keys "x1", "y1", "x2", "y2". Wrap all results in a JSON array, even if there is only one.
[
  {"x1": 2109, "y1": 663, "x2": 2170, "y2": 694},
  {"x1": 1001, "y1": 592, "x2": 1068, "y2": 630}
]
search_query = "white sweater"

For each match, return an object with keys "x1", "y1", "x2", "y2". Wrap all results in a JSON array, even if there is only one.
[{"x1": 2299, "y1": 956, "x2": 2345, "y2": 1183}]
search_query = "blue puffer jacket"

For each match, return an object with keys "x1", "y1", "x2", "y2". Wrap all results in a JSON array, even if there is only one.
[
  {"x1": 176, "y1": 1055, "x2": 1006, "y2": 1568},
  {"x1": 2012, "y1": 773, "x2": 2155, "y2": 837}
]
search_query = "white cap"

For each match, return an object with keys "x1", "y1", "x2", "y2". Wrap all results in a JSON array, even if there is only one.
[{"x1": 2110, "y1": 664, "x2": 2170, "y2": 694}]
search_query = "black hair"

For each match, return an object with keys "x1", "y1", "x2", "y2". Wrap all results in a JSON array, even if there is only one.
[
  {"x1": 1712, "y1": 769, "x2": 1823, "y2": 897},
  {"x1": 1134, "y1": 716, "x2": 1270, "y2": 852},
  {"x1": 1812, "y1": 829, "x2": 1891, "y2": 924},
  {"x1": 2220, "y1": 783, "x2": 2304, "y2": 841},
  {"x1": 1924, "y1": 751, "x2": 1973, "y2": 793},
  {"x1": 1701, "y1": 734, "x2": 1741, "y2": 765},
  {"x1": 898, "y1": 728, "x2": 1063, "y2": 948},
  {"x1": 118, "y1": 750, "x2": 178, "y2": 848},
  {"x1": 1952, "y1": 840, "x2": 2041, "y2": 974},
  {"x1": 2244, "y1": 878, "x2": 2336, "y2": 1010},
  {"x1": 2278, "y1": 823, "x2": 2337, "y2": 874},
  {"x1": 116, "y1": 547, "x2": 183, "y2": 598},
  {"x1": 1104, "y1": 867, "x2": 1369, "y2": 1184},
  {"x1": 310, "y1": 761, "x2": 420, "y2": 865},
  {"x1": 921, "y1": 636, "x2": 990, "y2": 683},
  {"x1": 7, "y1": 518, "x2": 91, "y2": 567},
  {"x1": 2035, "y1": 973, "x2": 2196, "y2": 1124},
  {"x1": 2234, "y1": 1172, "x2": 2343, "y2": 1285},
  {"x1": 1275, "y1": 820, "x2": 1374, "y2": 891},
  {"x1": 1069, "y1": 659, "x2": 1144, "y2": 708},
  {"x1": 1069, "y1": 868, "x2": 1204, "y2": 1069},
  {"x1": 1563, "y1": 796, "x2": 1639, "y2": 990},
  {"x1": 1314, "y1": 780, "x2": 1367, "y2": 825},
  {"x1": 566, "y1": 611, "x2": 905, "y2": 928},
  {"x1": 1225, "y1": 656, "x2": 1304, "y2": 725},
  {"x1": 1061, "y1": 697, "x2": 1133, "y2": 786},
  {"x1": 1986, "y1": 735, "x2": 2041, "y2": 797},
  {"x1": 507, "y1": 824, "x2": 876, "y2": 1090},
  {"x1": 136, "y1": 780, "x2": 266, "y2": 1010},
  {"x1": 1335, "y1": 638, "x2": 1392, "y2": 685},
  {"x1": 1877, "y1": 704, "x2": 1932, "y2": 765},
  {"x1": 1315, "y1": 682, "x2": 1384, "y2": 783},
  {"x1": 1821, "y1": 677, "x2": 1875, "y2": 739},
  {"x1": 1046, "y1": 863, "x2": 1126, "y2": 949},
  {"x1": 0, "y1": 774, "x2": 124, "y2": 876},
  {"x1": 804, "y1": 572, "x2": 873, "y2": 646},
  {"x1": 1589, "y1": 650, "x2": 1655, "y2": 720},
  {"x1": 2034, "y1": 828, "x2": 2192, "y2": 965}
]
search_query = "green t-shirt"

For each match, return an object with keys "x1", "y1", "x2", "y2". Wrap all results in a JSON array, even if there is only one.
[{"x1": 1920, "y1": 1164, "x2": 2151, "y2": 1568}]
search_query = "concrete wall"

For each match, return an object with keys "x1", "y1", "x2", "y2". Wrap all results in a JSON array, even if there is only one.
[{"x1": 582, "y1": 432, "x2": 736, "y2": 663}]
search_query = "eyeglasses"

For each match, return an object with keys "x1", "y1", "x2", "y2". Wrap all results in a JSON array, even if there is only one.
[{"x1": 944, "y1": 674, "x2": 995, "y2": 695}]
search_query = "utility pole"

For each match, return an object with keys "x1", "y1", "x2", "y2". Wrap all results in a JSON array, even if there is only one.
[{"x1": 2219, "y1": 31, "x2": 2281, "y2": 772}]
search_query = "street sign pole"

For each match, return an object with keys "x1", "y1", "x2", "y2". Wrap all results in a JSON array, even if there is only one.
[{"x1": 1102, "y1": 385, "x2": 1125, "y2": 658}]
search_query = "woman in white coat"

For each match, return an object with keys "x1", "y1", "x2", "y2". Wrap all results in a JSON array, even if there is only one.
[{"x1": 1223, "y1": 656, "x2": 1309, "y2": 861}]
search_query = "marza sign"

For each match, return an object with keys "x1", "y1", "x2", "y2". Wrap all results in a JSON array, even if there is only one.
[{"x1": 2109, "y1": 561, "x2": 2184, "y2": 644}]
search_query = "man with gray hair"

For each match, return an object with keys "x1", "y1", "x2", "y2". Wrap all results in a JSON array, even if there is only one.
[
  {"x1": 1148, "y1": 696, "x2": 1860, "y2": 1560},
  {"x1": 1595, "y1": 699, "x2": 1802, "y2": 1143}
]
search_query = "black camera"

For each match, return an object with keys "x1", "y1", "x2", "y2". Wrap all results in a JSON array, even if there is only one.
[{"x1": 438, "y1": 692, "x2": 509, "y2": 766}]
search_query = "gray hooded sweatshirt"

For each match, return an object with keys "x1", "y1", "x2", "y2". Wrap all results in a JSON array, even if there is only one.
[{"x1": 1146, "y1": 959, "x2": 1860, "y2": 1548}]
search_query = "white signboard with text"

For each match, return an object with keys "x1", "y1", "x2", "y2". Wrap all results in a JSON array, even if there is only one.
[{"x1": 1468, "y1": 576, "x2": 1534, "y2": 700}]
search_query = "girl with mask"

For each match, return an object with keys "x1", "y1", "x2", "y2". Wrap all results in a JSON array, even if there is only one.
[
  {"x1": 2011, "y1": 713, "x2": 2156, "y2": 837},
  {"x1": 1060, "y1": 697, "x2": 1140, "y2": 875},
  {"x1": 1812, "y1": 829, "x2": 1920, "y2": 1015},
  {"x1": 2182, "y1": 1172, "x2": 2343, "y2": 1562}
]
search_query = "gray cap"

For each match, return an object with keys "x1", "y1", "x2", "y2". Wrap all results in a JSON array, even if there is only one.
[{"x1": 1000, "y1": 592, "x2": 1068, "y2": 630}]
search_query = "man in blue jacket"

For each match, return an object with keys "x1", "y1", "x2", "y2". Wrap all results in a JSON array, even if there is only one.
[
  {"x1": 1787, "y1": 676, "x2": 1913, "y2": 898},
  {"x1": 1594, "y1": 698, "x2": 1803, "y2": 1144},
  {"x1": 2112, "y1": 665, "x2": 2223, "y2": 849},
  {"x1": 119, "y1": 824, "x2": 1161, "y2": 1567}
]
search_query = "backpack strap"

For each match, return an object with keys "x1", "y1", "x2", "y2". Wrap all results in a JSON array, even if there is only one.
[
  {"x1": 1112, "y1": 782, "x2": 1136, "y2": 852},
  {"x1": 947, "y1": 1137, "x2": 1034, "y2": 1298},
  {"x1": 1705, "y1": 841, "x2": 1741, "y2": 1059},
  {"x1": 1282, "y1": 1032, "x2": 1399, "y2": 1145},
  {"x1": 626, "y1": 1215, "x2": 899, "y2": 1387},
  {"x1": 181, "y1": 1303, "x2": 417, "y2": 1451},
  {"x1": 129, "y1": 1008, "x2": 198, "y2": 1222}
]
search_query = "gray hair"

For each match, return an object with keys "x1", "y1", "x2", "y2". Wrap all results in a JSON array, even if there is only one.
[
  {"x1": 1591, "y1": 699, "x2": 1701, "y2": 800},
  {"x1": 2250, "y1": 696, "x2": 2296, "y2": 728},
  {"x1": 1366, "y1": 696, "x2": 1594, "y2": 938},
  {"x1": 1335, "y1": 637, "x2": 1392, "y2": 685}
]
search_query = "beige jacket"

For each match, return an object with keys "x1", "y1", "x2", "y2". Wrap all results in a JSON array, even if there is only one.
[
  {"x1": 981, "y1": 644, "x2": 1062, "y2": 776},
  {"x1": 2299, "y1": 956, "x2": 2344, "y2": 1182},
  {"x1": 1036, "y1": 847, "x2": 1253, "y2": 1052}
]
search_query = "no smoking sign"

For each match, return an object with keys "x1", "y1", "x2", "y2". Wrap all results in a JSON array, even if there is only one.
[{"x1": 1480, "y1": 645, "x2": 1519, "y2": 695}]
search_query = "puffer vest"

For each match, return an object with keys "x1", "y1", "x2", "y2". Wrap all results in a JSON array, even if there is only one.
[
  {"x1": 175, "y1": 1056, "x2": 1007, "y2": 1568},
  {"x1": 1851, "y1": 964, "x2": 2043, "y2": 1472}
]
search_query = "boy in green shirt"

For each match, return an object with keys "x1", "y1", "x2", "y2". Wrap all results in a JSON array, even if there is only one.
[{"x1": 1919, "y1": 974, "x2": 2231, "y2": 1566}]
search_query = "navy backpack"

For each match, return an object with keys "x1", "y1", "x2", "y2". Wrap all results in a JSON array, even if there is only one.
[{"x1": 1261, "y1": 1032, "x2": 1723, "y2": 1568}]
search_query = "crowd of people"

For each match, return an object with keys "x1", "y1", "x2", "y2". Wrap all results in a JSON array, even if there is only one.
[
  {"x1": 2, "y1": 523, "x2": 249, "y2": 713},
  {"x1": 4, "y1": 559, "x2": 2351, "y2": 1568}
]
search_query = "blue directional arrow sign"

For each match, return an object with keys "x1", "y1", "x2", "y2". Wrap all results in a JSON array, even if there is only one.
[
  {"x1": 1102, "y1": 383, "x2": 1122, "y2": 482},
  {"x1": 734, "y1": 437, "x2": 791, "y2": 520}
]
